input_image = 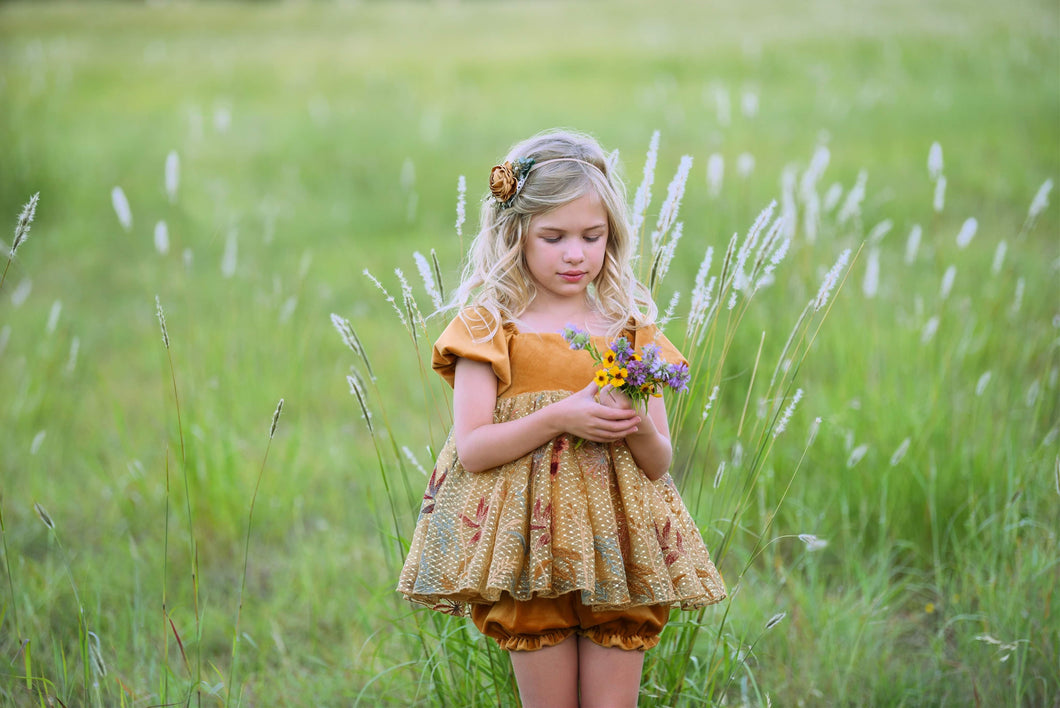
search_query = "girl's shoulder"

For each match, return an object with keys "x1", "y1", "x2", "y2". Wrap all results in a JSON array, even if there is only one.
[{"x1": 431, "y1": 306, "x2": 515, "y2": 390}]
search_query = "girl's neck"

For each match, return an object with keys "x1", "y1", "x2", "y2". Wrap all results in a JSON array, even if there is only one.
[{"x1": 516, "y1": 297, "x2": 610, "y2": 335}]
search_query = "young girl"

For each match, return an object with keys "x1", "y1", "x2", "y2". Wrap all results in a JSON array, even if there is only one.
[{"x1": 397, "y1": 129, "x2": 726, "y2": 707}]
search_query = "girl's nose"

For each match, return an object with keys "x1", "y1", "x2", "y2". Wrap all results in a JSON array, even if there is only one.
[{"x1": 564, "y1": 244, "x2": 584, "y2": 262}]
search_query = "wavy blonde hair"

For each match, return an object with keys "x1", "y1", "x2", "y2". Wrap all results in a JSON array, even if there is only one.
[{"x1": 450, "y1": 129, "x2": 657, "y2": 340}]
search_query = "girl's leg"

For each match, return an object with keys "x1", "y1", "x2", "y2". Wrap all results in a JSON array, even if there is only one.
[
  {"x1": 576, "y1": 636, "x2": 645, "y2": 708},
  {"x1": 508, "y1": 634, "x2": 579, "y2": 708}
]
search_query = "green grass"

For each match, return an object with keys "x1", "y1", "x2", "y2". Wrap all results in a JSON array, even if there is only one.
[{"x1": 1, "y1": 0, "x2": 1058, "y2": 705}]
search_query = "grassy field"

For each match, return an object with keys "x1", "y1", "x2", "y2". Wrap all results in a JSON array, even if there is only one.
[{"x1": 1, "y1": 0, "x2": 1058, "y2": 705}]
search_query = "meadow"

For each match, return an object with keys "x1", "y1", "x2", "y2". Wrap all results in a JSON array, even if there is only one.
[{"x1": 0, "y1": 0, "x2": 1058, "y2": 705}]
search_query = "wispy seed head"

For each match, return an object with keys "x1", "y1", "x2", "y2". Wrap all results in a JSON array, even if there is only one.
[
  {"x1": 798, "y1": 534, "x2": 829, "y2": 551},
  {"x1": 269, "y1": 398, "x2": 284, "y2": 439},
  {"x1": 1028, "y1": 178, "x2": 1053, "y2": 221},
  {"x1": 765, "y1": 612, "x2": 787, "y2": 629},
  {"x1": 889, "y1": 437, "x2": 911, "y2": 466},
  {"x1": 111, "y1": 186, "x2": 132, "y2": 232},
  {"x1": 455, "y1": 175, "x2": 467, "y2": 237},
  {"x1": 34, "y1": 502, "x2": 54, "y2": 530},
  {"x1": 10, "y1": 192, "x2": 40, "y2": 258},
  {"x1": 155, "y1": 295, "x2": 169, "y2": 349},
  {"x1": 927, "y1": 142, "x2": 943, "y2": 180},
  {"x1": 955, "y1": 217, "x2": 978, "y2": 249},
  {"x1": 165, "y1": 151, "x2": 180, "y2": 203},
  {"x1": 933, "y1": 175, "x2": 947, "y2": 213}
]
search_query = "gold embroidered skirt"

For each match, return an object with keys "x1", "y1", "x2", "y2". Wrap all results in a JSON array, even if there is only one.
[{"x1": 397, "y1": 390, "x2": 727, "y2": 616}]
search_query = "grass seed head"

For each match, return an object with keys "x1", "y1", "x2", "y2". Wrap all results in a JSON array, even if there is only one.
[
  {"x1": 33, "y1": 502, "x2": 54, "y2": 529},
  {"x1": 955, "y1": 217, "x2": 978, "y2": 249},
  {"x1": 806, "y1": 416, "x2": 822, "y2": 447},
  {"x1": 813, "y1": 248, "x2": 851, "y2": 312},
  {"x1": 928, "y1": 141, "x2": 943, "y2": 180},
  {"x1": 706, "y1": 153, "x2": 724, "y2": 198},
  {"x1": 1028, "y1": 178, "x2": 1053, "y2": 222},
  {"x1": 933, "y1": 175, "x2": 947, "y2": 213},
  {"x1": 921, "y1": 315, "x2": 940, "y2": 344},
  {"x1": 221, "y1": 228, "x2": 238, "y2": 278},
  {"x1": 413, "y1": 250, "x2": 443, "y2": 310},
  {"x1": 736, "y1": 152, "x2": 755, "y2": 178},
  {"x1": 88, "y1": 631, "x2": 107, "y2": 677},
  {"x1": 165, "y1": 150, "x2": 180, "y2": 203},
  {"x1": 823, "y1": 182, "x2": 843, "y2": 212},
  {"x1": 10, "y1": 192, "x2": 40, "y2": 258},
  {"x1": 940, "y1": 265, "x2": 957, "y2": 300},
  {"x1": 45, "y1": 300, "x2": 62, "y2": 334},
  {"x1": 991, "y1": 240, "x2": 1007, "y2": 275},
  {"x1": 713, "y1": 460, "x2": 726, "y2": 489},
  {"x1": 773, "y1": 388, "x2": 804, "y2": 438},
  {"x1": 889, "y1": 437, "x2": 911, "y2": 466},
  {"x1": 846, "y1": 443, "x2": 869, "y2": 468},
  {"x1": 455, "y1": 175, "x2": 467, "y2": 237},
  {"x1": 765, "y1": 612, "x2": 786, "y2": 629},
  {"x1": 904, "y1": 224, "x2": 922, "y2": 264},
  {"x1": 155, "y1": 295, "x2": 169, "y2": 349},
  {"x1": 862, "y1": 249, "x2": 880, "y2": 299},
  {"x1": 111, "y1": 186, "x2": 132, "y2": 232},
  {"x1": 154, "y1": 221, "x2": 170, "y2": 255},
  {"x1": 269, "y1": 398, "x2": 284, "y2": 439},
  {"x1": 798, "y1": 534, "x2": 828, "y2": 551},
  {"x1": 837, "y1": 170, "x2": 867, "y2": 226},
  {"x1": 631, "y1": 130, "x2": 661, "y2": 238}
]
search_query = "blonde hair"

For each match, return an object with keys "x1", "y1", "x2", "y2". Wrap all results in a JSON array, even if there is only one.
[{"x1": 450, "y1": 129, "x2": 657, "y2": 340}]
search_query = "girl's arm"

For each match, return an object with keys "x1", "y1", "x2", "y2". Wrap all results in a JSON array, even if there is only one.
[
  {"x1": 453, "y1": 357, "x2": 642, "y2": 474},
  {"x1": 597, "y1": 386, "x2": 673, "y2": 481}
]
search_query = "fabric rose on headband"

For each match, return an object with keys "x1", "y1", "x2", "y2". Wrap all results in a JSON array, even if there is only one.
[
  {"x1": 489, "y1": 157, "x2": 535, "y2": 209},
  {"x1": 489, "y1": 163, "x2": 518, "y2": 202}
]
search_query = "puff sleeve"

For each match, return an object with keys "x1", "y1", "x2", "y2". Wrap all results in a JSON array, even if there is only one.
[
  {"x1": 632, "y1": 324, "x2": 688, "y2": 367},
  {"x1": 432, "y1": 308, "x2": 514, "y2": 394}
]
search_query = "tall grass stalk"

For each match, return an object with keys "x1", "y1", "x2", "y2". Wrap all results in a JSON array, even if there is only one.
[
  {"x1": 160, "y1": 447, "x2": 171, "y2": 704},
  {"x1": 227, "y1": 399, "x2": 284, "y2": 707},
  {"x1": 32, "y1": 503, "x2": 102, "y2": 706},
  {"x1": 155, "y1": 294, "x2": 201, "y2": 705},
  {"x1": 0, "y1": 499, "x2": 33, "y2": 699}
]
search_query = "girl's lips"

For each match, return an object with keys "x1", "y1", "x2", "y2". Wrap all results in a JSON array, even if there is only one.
[{"x1": 560, "y1": 271, "x2": 586, "y2": 282}]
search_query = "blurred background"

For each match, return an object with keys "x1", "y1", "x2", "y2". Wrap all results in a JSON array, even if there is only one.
[{"x1": 1, "y1": 1, "x2": 1057, "y2": 705}]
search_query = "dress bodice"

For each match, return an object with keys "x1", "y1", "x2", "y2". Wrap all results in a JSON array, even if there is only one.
[{"x1": 431, "y1": 308, "x2": 685, "y2": 399}]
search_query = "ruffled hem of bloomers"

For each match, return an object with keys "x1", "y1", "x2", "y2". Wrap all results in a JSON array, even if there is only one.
[{"x1": 396, "y1": 390, "x2": 727, "y2": 617}]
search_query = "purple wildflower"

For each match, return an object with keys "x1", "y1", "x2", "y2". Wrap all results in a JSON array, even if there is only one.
[
  {"x1": 666, "y1": 362, "x2": 690, "y2": 393},
  {"x1": 561, "y1": 324, "x2": 590, "y2": 351},
  {"x1": 626, "y1": 359, "x2": 649, "y2": 387}
]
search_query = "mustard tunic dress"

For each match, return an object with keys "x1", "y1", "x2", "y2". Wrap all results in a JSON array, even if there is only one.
[{"x1": 397, "y1": 310, "x2": 726, "y2": 617}]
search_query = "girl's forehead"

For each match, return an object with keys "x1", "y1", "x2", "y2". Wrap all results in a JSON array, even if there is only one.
[{"x1": 531, "y1": 190, "x2": 609, "y2": 228}]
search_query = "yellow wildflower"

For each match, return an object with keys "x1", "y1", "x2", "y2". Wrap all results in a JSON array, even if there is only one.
[{"x1": 594, "y1": 369, "x2": 609, "y2": 388}]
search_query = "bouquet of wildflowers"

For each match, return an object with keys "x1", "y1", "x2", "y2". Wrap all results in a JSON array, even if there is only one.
[{"x1": 561, "y1": 325, "x2": 691, "y2": 409}]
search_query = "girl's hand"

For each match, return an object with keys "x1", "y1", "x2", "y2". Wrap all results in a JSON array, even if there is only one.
[
  {"x1": 596, "y1": 383, "x2": 633, "y2": 411},
  {"x1": 596, "y1": 384, "x2": 659, "y2": 441},
  {"x1": 555, "y1": 382, "x2": 641, "y2": 443}
]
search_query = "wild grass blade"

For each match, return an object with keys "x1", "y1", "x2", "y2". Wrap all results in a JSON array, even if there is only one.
[{"x1": 227, "y1": 399, "x2": 284, "y2": 707}]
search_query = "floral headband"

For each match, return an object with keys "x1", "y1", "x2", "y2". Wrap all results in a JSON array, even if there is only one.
[
  {"x1": 488, "y1": 157, "x2": 535, "y2": 209},
  {"x1": 488, "y1": 157, "x2": 604, "y2": 209}
]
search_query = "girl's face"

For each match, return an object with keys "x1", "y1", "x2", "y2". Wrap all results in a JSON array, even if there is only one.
[{"x1": 523, "y1": 191, "x2": 609, "y2": 306}]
